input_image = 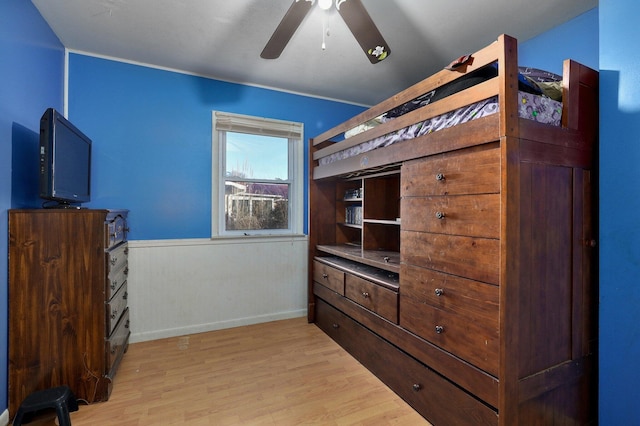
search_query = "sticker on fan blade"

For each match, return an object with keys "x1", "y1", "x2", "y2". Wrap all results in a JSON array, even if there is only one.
[{"x1": 368, "y1": 46, "x2": 388, "y2": 61}]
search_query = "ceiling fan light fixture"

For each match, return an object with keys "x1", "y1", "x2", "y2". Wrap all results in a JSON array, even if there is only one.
[
  {"x1": 262, "y1": 0, "x2": 389, "y2": 64},
  {"x1": 318, "y1": 0, "x2": 332, "y2": 11}
]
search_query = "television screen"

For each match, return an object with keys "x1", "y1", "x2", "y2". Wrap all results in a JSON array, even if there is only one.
[{"x1": 39, "y1": 108, "x2": 92, "y2": 207}]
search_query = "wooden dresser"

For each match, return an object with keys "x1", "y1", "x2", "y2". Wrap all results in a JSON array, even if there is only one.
[
  {"x1": 8, "y1": 209, "x2": 130, "y2": 417},
  {"x1": 310, "y1": 136, "x2": 597, "y2": 424}
]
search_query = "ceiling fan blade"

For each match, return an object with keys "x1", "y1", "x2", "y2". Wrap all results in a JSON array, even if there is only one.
[
  {"x1": 261, "y1": 0, "x2": 314, "y2": 59},
  {"x1": 337, "y1": 0, "x2": 390, "y2": 64}
]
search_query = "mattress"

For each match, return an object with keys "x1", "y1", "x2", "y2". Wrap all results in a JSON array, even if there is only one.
[
  {"x1": 318, "y1": 63, "x2": 563, "y2": 167},
  {"x1": 319, "y1": 92, "x2": 562, "y2": 166}
]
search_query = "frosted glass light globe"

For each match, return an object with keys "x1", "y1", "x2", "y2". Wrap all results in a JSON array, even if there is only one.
[{"x1": 318, "y1": 0, "x2": 332, "y2": 10}]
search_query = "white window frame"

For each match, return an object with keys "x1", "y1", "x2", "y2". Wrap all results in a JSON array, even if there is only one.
[{"x1": 212, "y1": 111, "x2": 304, "y2": 238}]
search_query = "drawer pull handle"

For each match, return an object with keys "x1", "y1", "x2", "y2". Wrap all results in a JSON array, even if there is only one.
[
  {"x1": 383, "y1": 256, "x2": 390, "y2": 263},
  {"x1": 435, "y1": 325, "x2": 444, "y2": 334},
  {"x1": 435, "y1": 211, "x2": 446, "y2": 219},
  {"x1": 322, "y1": 273, "x2": 328, "y2": 279},
  {"x1": 412, "y1": 383, "x2": 422, "y2": 392},
  {"x1": 361, "y1": 292, "x2": 370, "y2": 298},
  {"x1": 436, "y1": 173, "x2": 445, "y2": 181},
  {"x1": 111, "y1": 310, "x2": 118, "y2": 319},
  {"x1": 110, "y1": 257, "x2": 118, "y2": 265},
  {"x1": 434, "y1": 288, "x2": 444, "y2": 296},
  {"x1": 332, "y1": 323, "x2": 339, "y2": 329}
]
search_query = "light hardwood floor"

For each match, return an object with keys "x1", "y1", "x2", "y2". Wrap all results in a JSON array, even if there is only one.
[{"x1": 25, "y1": 317, "x2": 430, "y2": 425}]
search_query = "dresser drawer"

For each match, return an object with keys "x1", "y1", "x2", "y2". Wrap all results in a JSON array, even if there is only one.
[
  {"x1": 105, "y1": 213, "x2": 128, "y2": 249},
  {"x1": 106, "y1": 262, "x2": 128, "y2": 300},
  {"x1": 106, "y1": 281, "x2": 128, "y2": 335},
  {"x1": 106, "y1": 308, "x2": 130, "y2": 374},
  {"x1": 401, "y1": 145, "x2": 500, "y2": 197},
  {"x1": 313, "y1": 259, "x2": 345, "y2": 295},
  {"x1": 401, "y1": 264, "x2": 499, "y2": 324},
  {"x1": 106, "y1": 242, "x2": 128, "y2": 276},
  {"x1": 401, "y1": 231, "x2": 499, "y2": 285},
  {"x1": 401, "y1": 194, "x2": 500, "y2": 239},
  {"x1": 400, "y1": 299, "x2": 499, "y2": 376},
  {"x1": 345, "y1": 274, "x2": 398, "y2": 323},
  {"x1": 315, "y1": 298, "x2": 498, "y2": 425}
]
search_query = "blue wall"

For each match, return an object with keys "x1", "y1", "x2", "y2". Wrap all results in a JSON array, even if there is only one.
[
  {"x1": 599, "y1": 0, "x2": 640, "y2": 423},
  {"x1": 519, "y1": 8, "x2": 598, "y2": 74},
  {"x1": 0, "y1": 0, "x2": 65, "y2": 415},
  {"x1": 67, "y1": 56, "x2": 366, "y2": 240}
]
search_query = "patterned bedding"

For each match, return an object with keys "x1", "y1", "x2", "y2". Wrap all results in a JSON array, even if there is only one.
[
  {"x1": 318, "y1": 63, "x2": 563, "y2": 166},
  {"x1": 319, "y1": 92, "x2": 562, "y2": 166}
]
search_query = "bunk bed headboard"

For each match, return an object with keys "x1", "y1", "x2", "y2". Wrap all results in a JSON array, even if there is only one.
[{"x1": 562, "y1": 59, "x2": 599, "y2": 137}]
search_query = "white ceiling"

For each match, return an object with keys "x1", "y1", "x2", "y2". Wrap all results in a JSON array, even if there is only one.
[{"x1": 32, "y1": 0, "x2": 597, "y2": 106}]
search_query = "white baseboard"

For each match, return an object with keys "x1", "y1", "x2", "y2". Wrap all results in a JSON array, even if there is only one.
[
  {"x1": 129, "y1": 309, "x2": 307, "y2": 343},
  {"x1": 0, "y1": 408, "x2": 9, "y2": 426}
]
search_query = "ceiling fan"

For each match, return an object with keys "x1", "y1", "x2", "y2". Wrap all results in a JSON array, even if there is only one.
[{"x1": 261, "y1": 0, "x2": 390, "y2": 64}]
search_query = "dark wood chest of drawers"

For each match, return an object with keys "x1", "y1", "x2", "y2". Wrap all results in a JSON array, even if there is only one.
[
  {"x1": 8, "y1": 209, "x2": 130, "y2": 417},
  {"x1": 310, "y1": 138, "x2": 597, "y2": 424}
]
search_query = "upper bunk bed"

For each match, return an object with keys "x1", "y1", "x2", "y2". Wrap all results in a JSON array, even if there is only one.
[{"x1": 310, "y1": 34, "x2": 598, "y2": 180}]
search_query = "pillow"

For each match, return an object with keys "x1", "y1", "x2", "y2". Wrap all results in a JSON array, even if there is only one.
[
  {"x1": 344, "y1": 116, "x2": 385, "y2": 139},
  {"x1": 435, "y1": 63, "x2": 544, "y2": 98},
  {"x1": 385, "y1": 63, "x2": 555, "y2": 120},
  {"x1": 520, "y1": 67, "x2": 563, "y2": 100},
  {"x1": 535, "y1": 81, "x2": 563, "y2": 101},
  {"x1": 518, "y1": 66, "x2": 562, "y2": 83},
  {"x1": 385, "y1": 90, "x2": 437, "y2": 118}
]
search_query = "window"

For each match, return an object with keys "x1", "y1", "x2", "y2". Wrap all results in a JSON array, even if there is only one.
[{"x1": 212, "y1": 111, "x2": 304, "y2": 237}]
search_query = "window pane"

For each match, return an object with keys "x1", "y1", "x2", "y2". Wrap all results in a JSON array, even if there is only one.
[
  {"x1": 226, "y1": 132, "x2": 288, "y2": 180},
  {"x1": 224, "y1": 181, "x2": 289, "y2": 231}
]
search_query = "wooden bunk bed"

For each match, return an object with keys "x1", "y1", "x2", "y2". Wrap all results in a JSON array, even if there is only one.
[{"x1": 308, "y1": 35, "x2": 598, "y2": 425}]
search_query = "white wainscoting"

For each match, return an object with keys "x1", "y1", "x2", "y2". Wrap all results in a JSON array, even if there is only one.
[{"x1": 126, "y1": 236, "x2": 308, "y2": 343}]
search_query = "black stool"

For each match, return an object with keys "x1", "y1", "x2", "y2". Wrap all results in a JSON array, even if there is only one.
[{"x1": 13, "y1": 385, "x2": 79, "y2": 426}]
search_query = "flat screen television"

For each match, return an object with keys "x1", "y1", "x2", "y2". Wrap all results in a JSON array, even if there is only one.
[{"x1": 39, "y1": 108, "x2": 92, "y2": 208}]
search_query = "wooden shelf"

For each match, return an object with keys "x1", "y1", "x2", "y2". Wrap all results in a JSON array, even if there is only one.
[
  {"x1": 363, "y1": 219, "x2": 401, "y2": 225},
  {"x1": 317, "y1": 244, "x2": 400, "y2": 273},
  {"x1": 316, "y1": 171, "x2": 401, "y2": 273},
  {"x1": 339, "y1": 222, "x2": 362, "y2": 229}
]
